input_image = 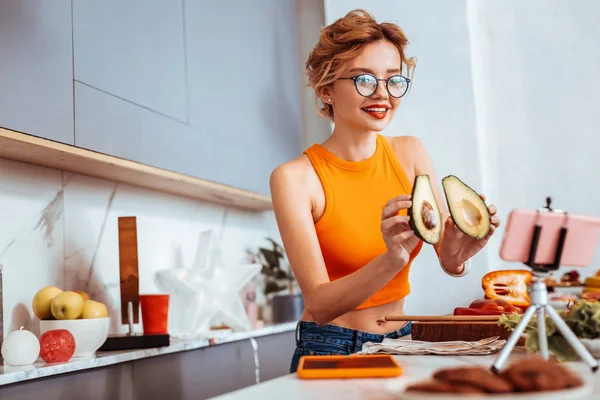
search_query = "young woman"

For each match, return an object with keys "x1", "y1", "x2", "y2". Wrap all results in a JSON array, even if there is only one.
[{"x1": 269, "y1": 9, "x2": 500, "y2": 373}]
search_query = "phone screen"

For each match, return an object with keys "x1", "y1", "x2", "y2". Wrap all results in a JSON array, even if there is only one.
[{"x1": 302, "y1": 356, "x2": 397, "y2": 370}]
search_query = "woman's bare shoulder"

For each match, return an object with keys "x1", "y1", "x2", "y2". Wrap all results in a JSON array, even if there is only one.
[
  {"x1": 384, "y1": 135, "x2": 425, "y2": 155},
  {"x1": 383, "y1": 135, "x2": 427, "y2": 174},
  {"x1": 269, "y1": 154, "x2": 320, "y2": 212},
  {"x1": 270, "y1": 154, "x2": 315, "y2": 190}
]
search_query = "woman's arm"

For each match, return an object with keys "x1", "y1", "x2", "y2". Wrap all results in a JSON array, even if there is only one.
[{"x1": 269, "y1": 160, "x2": 416, "y2": 326}]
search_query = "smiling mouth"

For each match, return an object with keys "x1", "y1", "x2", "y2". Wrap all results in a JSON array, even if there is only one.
[{"x1": 362, "y1": 107, "x2": 389, "y2": 120}]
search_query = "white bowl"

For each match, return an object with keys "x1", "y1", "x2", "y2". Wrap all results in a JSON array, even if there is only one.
[{"x1": 39, "y1": 318, "x2": 110, "y2": 358}]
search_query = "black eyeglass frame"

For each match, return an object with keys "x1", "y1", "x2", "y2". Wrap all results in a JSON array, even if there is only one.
[{"x1": 337, "y1": 73, "x2": 411, "y2": 98}]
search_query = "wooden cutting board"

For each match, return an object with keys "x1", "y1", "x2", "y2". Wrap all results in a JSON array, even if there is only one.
[
  {"x1": 385, "y1": 315, "x2": 525, "y2": 345},
  {"x1": 411, "y1": 321, "x2": 524, "y2": 345}
]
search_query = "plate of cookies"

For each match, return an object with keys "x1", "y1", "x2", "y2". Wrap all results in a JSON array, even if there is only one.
[{"x1": 389, "y1": 357, "x2": 592, "y2": 399}]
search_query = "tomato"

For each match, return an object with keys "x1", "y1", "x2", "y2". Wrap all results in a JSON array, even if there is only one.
[{"x1": 482, "y1": 270, "x2": 532, "y2": 307}]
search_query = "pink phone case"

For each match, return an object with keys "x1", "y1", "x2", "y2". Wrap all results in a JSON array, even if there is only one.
[{"x1": 500, "y1": 208, "x2": 600, "y2": 267}]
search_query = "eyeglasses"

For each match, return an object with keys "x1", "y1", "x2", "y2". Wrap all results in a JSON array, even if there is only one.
[{"x1": 337, "y1": 73, "x2": 410, "y2": 98}]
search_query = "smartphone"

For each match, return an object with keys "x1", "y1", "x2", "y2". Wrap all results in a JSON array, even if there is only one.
[
  {"x1": 296, "y1": 354, "x2": 403, "y2": 379},
  {"x1": 499, "y1": 208, "x2": 600, "y2": 267}
]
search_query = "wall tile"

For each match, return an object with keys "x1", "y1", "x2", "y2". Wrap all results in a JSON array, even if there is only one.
[{"x1": 0, "y1": 159, "x2": 65, "y2": 335}]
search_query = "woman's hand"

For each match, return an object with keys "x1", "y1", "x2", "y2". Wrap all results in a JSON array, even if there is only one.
[
  {"x1": 438, "y1": 194, "x2": 501, "y2": 272},
  {"x1": 381, "y1": 195, "x2": 421, "y2": 267}
]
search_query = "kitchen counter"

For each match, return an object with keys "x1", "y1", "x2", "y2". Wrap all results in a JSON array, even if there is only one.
[
  {"x1": 0, "y1": 321, "x2": 297, "y2": 387},
  {"x1": 211, "y1": 347, "x2": 600, "y2": 400}
]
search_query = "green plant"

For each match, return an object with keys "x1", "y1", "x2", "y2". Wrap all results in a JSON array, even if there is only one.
[
  {"x1": 247, "y1": 238, "x2": 298, "y2": 296},
  {"x1": 498, "y1": 300, "x2": 600, "y2": 361}
]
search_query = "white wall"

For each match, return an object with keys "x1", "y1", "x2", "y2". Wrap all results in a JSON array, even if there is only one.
[
  {"x1": 295, "y1": 0, "x2": 333, "y2": 148},
  {"x1": 467, "y1": 0, "x2": 600, "y2": 275},
  {"x1": 324, "y1": 0, "x2": 600, "y2": 314}
]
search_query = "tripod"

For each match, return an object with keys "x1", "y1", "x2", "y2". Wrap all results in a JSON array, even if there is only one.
[{"x1": 491, "y1": 198, "x2": 599, "y2": 373}]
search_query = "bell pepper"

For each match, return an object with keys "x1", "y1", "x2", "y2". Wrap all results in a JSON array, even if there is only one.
[
  {"x1": 454, "y1": 298, "x2": 523, "y2": 316},
  {"x1": 481, "y1": 270, "x2": 532, "y2": 307},
  {"x1": 454, "y1": 307, "x2": 507, "y2": 316},
  {"x1": 581, "y1": 292, "x2": 600, "y2": 301}
]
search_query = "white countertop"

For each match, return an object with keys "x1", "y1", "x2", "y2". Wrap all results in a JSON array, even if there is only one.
[
  {"x1": 211, "y1": 347, "x2": 600, "y2": 400},
  {"x1": 0, "y1": 322, "x2": 297, "y2": 387}
]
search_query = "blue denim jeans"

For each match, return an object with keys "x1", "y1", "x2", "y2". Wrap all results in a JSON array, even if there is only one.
[{"x1": 289, "y1": 320, "x2": 412, "y2": 373}]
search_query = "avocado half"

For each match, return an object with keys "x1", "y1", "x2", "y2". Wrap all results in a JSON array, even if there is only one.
[
  {"x1": 408, "y1": 175, "x2": 442, "y2": 245},
  {"x1": 441, "y1": 175, "x2": 490, "y2": 240}
]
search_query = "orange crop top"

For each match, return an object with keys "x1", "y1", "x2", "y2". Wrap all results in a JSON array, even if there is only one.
[{"x1": 304, "y1": 134, "x2": 423, "y2": 310}]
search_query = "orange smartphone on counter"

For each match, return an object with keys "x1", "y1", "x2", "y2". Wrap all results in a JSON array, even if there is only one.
[{"x1": 296, "y1": 354, "x2": 403, "y2": 379}]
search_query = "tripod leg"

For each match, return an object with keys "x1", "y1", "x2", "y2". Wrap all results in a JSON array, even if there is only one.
[
  {"x1": 491, "y1": 305, "x2": 538, "y2": 374},
  {"x1": 544, "y1": 305, "x2": 599, "y2": 372},
  {"x1": 537, "y1": 307, "x2": 549, "y2": 360}
]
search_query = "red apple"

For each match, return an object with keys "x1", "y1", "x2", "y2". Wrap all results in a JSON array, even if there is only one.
[{"x1": 39, "y1": 329, "x2": 76, "y2": 363}]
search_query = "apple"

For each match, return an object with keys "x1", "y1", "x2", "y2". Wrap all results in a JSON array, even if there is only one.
[
  {"x1": 74, "y1": 290, "x2": 90, "y2": 302},
  {"x1": 81, "y1": 300, "x2": 108, "y2": 319},
  {"x1": 39, "y1": 329, "x2": 75, "y2": 363},
  {"x1": 32, "y1": 286, "x2": 63, "y2": 320},
  {"x1": 51, "y1": 291, "x2": 84, "y2": 320}
]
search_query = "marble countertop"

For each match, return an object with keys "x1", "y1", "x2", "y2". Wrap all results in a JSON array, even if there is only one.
[
  {"x1": 0, "y1": 321, "x2": 297, "y2": 387},
  {"x1": 211, "y1": 347, "x2": 600, "y2": 400}
]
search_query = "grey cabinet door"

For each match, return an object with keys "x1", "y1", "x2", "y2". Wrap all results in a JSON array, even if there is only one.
[
  {"x1": 72, "y1": 0, "x2": 188, "y2": 123},
  {"x1": 72, "y1": 0, "x2": 301, "y2": 195},
  {"x1": 0, "y1": 0, "x2": 74, "y2": 144},
  {"x1": 184, "y1": 0, "x2": 302, "y2": 194}
]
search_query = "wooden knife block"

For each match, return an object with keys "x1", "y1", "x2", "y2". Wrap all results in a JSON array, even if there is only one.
[
  {"x1": 411, "y1": 321, "x2": 525, "y2": 345},
  {"x1": 98, "y1": 216, "x2": 170, "y2": 352}
]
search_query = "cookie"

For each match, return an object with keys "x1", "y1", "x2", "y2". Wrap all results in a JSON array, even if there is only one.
[
  {"x1": 433, "y1": 366, "x2": 514, "y2": 393},
  {"x1": 406, "y1": 380, "x2": 483, "y2": 394},
  {"x1": 502, "y1": 357, "x2": 584, "y2": 392}
]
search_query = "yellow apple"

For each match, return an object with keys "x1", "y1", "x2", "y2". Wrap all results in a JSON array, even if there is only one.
[
  {"x1": 32, "y1": 286, "x2": 63, "y2": 320},
  {"x1": 74, "y1": 290, "x2": 91, "y2": 301},
  {"x1": 81, "y1": 300, "x2": 108, "y2": 319},
  {"x1": 51, "y1": 291, "x2": 84, "y2": 320}
]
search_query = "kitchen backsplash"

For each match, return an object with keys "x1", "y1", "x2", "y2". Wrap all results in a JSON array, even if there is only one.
[{"x1": 0, "y1": 157, "x2": 280, "y2": 338}]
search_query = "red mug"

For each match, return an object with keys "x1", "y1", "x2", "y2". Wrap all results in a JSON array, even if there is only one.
[{"x1": 139, "y1": 294, "x2": 169, "y2": 334}]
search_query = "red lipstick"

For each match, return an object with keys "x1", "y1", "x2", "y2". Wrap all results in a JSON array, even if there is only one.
[{"x1": 361, "y1": 104, "x2": 390, "y2": 120}]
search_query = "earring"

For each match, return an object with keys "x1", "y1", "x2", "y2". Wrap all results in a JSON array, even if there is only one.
[{"x1": 328, "y1": 98, "x2": 332, "y2": 103}]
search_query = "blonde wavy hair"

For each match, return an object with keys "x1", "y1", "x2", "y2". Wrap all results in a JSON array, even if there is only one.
[{"x1": 305, "y1": 9, "x2": 416, "y2": 119}]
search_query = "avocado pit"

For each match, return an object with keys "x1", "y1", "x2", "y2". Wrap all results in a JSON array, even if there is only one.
[
  {"x1": 409, "y1": 175, "x2": 442, "y2": 245},
  {"x1": 420, "y1": 200, "x2": 438, "y2": 230}
]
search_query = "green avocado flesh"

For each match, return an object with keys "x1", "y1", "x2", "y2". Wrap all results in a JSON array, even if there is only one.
[
  {"x1": 442, "y1": 175, "x2": 490, "y2": 240},
  {"x1": 409, "y1": 175, "x2": 442, "y2": 245}
]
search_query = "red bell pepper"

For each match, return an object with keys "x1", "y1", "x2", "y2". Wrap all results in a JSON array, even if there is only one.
[{"x1": 454, "y1": 298, "x2": 523, "y2": 316}]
